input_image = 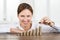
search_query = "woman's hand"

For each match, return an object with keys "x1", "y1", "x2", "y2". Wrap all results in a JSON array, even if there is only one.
[
  {"x1": 10, "y1": 28, "x2": 25, "y2": 33},
  {"x1": 39, "y1": 16, "x2": 55, "y2": 27}
]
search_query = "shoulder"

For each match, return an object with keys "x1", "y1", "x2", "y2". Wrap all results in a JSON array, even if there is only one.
[{"x1": 10, "y1": 22, "x2": 19, "y2": 28}]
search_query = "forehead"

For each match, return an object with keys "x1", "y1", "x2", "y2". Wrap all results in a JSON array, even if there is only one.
[{"x1": 19, "y1": 9, "x2": 32, "y2": 15}]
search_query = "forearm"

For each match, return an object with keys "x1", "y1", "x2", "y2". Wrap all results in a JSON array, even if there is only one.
[{"x1": 10, "y1": 28, "x2": 25, "y2": 33}]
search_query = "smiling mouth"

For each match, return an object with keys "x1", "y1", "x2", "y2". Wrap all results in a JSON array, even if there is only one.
[{"x1": 23, "y1": 22, "x2": 28, "y2": 24}]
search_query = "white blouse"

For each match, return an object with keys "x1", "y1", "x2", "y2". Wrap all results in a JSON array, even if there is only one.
[{"x1": 11, "y1": 21, "x2": 59, "y2": 33}]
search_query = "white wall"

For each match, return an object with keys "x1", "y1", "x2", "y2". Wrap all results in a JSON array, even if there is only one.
[
  {"x1": 0, "y1": 0, "x2": 4, "y2": 21},
  {"x1": 34, "y1": 0, "x2": 48, "y2": 22},
  {"x1": 6, "y1": 0, "x2": 20, "y2": 23},
  {"x1": 49, "y1": 0, "x2": 60, "y2": 24}
]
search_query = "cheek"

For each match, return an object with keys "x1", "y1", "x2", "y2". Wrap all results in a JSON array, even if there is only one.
[
  {"x1": 21, "y1": 18, "x2": 32, "y2": 22},
  {"x1": 19, "y1": 17, "x2": 24, "y2": 21},
  {"x1": 27, "y1": 17, "x2": 32, "y2": 22},
  {"x1": 28, "y1": 18, "x2": 32, "y2": 20}
]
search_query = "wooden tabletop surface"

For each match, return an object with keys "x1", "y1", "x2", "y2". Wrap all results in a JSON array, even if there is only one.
[{"x1": 0, "y1": 32, "x2": 60, "y2": 40}]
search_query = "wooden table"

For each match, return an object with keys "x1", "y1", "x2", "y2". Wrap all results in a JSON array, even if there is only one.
[{"x1": 0, "y1": 33, "x2": 60, "y2": 40}]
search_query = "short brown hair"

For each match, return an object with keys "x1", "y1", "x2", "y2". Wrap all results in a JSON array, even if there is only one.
[{"x1": 17, "y1": 3, "x2": 33, "y2": 15}]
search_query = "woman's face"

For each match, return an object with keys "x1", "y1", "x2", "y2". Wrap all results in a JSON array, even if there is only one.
[{"x1": 18, "y1": 9, "x2": 32, "y2": 26}]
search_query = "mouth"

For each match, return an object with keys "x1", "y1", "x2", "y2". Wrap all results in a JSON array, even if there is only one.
[{"x1": 23, "y1": 21, "x2": 29, "y2": 24}]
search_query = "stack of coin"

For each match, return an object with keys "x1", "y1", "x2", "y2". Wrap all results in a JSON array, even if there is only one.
[{"x1": 18, "y1": 26, "x2": 41, "y2": 36}]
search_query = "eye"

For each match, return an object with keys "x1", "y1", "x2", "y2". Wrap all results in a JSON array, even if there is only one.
[
  {"x1": 20, "y1": 15, "x2": 25, "y2": 17},
  {"x1": 27, "y1": 15, "x2": 30, "y2": 17}
]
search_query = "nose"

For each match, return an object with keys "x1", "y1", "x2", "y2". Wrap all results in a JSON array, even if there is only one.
[{"x1": 23, "y1": 17, "x2": 28, "y2": 21}]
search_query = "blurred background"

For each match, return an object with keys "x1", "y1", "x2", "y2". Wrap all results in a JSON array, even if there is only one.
[{"x1": 0, "y1": 0, "x2": 60, "y2": 32}]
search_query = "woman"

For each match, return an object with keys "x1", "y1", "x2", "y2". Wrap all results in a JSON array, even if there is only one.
[
  {"x1": 10, "y1": 3, "x2": 38, "y2": 33},
  {"x1": 10, "y1": 3, "x2": 57, "y2": 33}
]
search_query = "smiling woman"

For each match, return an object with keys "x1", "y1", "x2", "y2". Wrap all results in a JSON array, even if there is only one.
[{"x1": 10, "y1": 3, "x2": 59, "y2": 33}]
